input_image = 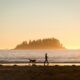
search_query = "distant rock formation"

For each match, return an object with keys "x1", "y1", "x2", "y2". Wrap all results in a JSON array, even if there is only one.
[{"x1": 14, "y1": 37, "x2": 65, "y2": 50}]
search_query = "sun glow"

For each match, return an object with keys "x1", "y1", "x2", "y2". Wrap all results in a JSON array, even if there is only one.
[
  {"x1": 66, "y1": 46, "x2": 80, "y2": 50},
  {"x1": 0, "y1": 0, "x2": 80, "y2": 49}
]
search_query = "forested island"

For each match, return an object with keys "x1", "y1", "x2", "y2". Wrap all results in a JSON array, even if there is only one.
[{"x1": 15, "y1": 38, "x2": 65, "y2": 50}]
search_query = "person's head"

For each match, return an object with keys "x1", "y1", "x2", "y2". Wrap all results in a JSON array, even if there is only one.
[{"x1": 45, "y1": 53, "x2": 47, "y2": 55}]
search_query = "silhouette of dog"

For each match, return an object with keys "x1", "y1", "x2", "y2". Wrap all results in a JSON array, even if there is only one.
[{"x1": 28, "y1": 59, "x2": 36, "y2": 65}]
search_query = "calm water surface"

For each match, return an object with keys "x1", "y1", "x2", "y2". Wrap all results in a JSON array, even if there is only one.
[{"x1": 0, "y1": 50, "x2": 80, "y2": 64}]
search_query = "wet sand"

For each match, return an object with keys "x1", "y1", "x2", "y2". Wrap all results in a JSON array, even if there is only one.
[{"x1": 0, "y1": 65, "x2": 80, "y2": 80}]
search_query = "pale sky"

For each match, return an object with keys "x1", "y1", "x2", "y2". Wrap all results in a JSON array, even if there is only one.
[{"x1": 0, "y1": 0, "x2": 80, "y2": 49}]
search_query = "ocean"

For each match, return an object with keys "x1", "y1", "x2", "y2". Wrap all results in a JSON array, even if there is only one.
[{"x1": 0, "y1": 50, "x2": 80, "y2": 66}]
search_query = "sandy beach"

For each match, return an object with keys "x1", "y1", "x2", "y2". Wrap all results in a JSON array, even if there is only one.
[{"x1": 0, "y1": 65, "x2": 80, "y2": 80}]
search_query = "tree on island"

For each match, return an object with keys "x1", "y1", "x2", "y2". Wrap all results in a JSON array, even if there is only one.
[{"x1": 15, "y1": 37, "x2": 65, "y2": 50}]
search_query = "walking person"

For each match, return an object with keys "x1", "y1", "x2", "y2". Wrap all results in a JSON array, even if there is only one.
[{"x1": 44, "y1": 53, "x2": 49, "y2": 66}]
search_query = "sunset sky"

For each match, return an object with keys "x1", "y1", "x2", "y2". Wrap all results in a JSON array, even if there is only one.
[{"x1": 0, "y1": 0, "x2": 80, "y2": 49}]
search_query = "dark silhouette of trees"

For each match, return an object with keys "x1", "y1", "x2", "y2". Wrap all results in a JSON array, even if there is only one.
[{"x1": 15, "y1": 38, "x2": 65, "y2": 50}]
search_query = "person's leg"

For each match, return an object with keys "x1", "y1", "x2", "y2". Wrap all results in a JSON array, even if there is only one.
[
  {"x1": 47, "y1": 60, "x2": 49, "y2": 66},
  {"x1": 44, "y1": 61, "x2": 45, "y2": 66}
]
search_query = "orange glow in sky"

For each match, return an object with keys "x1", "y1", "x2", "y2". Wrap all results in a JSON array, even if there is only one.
[{"x1": 0, "y1": 0, "x2": 80, "y2": 49}]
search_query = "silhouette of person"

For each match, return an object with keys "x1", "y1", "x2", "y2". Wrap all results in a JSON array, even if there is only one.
[{"x1": 44, "y1": 53, "x2": 49, "y2": 66}]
